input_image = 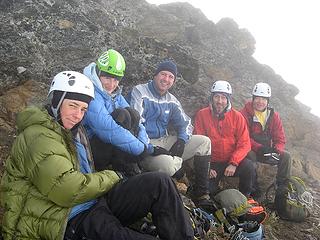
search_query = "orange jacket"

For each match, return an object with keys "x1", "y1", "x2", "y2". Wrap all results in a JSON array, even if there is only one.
[{"x1": 194, "y1": 106, "x2": 251, "y2": 166}]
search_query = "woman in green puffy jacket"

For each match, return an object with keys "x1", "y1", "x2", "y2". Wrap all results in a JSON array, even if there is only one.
[{"x1": 0, "y1": 71, "x2": 194, "y2": 240}]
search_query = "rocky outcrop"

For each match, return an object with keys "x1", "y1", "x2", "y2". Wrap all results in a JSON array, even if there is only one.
[
  {"x1": 1, "y1": 0, "x2": 319, "y2": 181},
  {"x1": 1, "y1": 0, "x2": 320, "y2": 238}
]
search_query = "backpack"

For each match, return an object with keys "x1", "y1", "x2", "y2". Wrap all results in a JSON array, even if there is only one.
[
  {"x1": 268, "y1": 176, "x2": 312, "y2": 222},
  {"x1": 183, "y1": 193, "x2": 253, "y2": 240},
  {"x1": 238, "y1": 199, "x2": 268, "y2": 225},
  {"x1": 184, "y1": 204, "x2": 216, "y2": 239},
  {"x1": 138, "y1": 206, "x2": 214, "y2": 240},
  {"x1": 214, "y1": 189, "x2": 267, "y2": 224},
  {"x1": 213, "y1": 189, "x2": 266, "y2": 240}
]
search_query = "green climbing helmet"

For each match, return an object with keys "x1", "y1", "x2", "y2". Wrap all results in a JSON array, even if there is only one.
[{"x1": 96, "y1": 49, "x2": 126, "y2": 79}]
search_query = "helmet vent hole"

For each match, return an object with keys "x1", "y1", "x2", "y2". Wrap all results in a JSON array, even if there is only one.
[{"x1": 68, "y1": 80, "x2": 75, "y2": 86}]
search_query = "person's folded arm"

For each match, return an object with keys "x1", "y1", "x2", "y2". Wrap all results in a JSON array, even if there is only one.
[{"x1": 29, "y1": 154, "x2": 120, "y2": 208}]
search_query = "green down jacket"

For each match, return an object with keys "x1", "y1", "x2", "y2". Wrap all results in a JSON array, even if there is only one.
[{"x1": 0, "y1": 106, "x2": 120, "y2": 239}]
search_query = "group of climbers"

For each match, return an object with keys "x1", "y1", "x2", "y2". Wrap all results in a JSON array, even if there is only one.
[
  {"x1": 0, "y1": 48, "x2": 291, "y2": 239},
  {"x1": 194, "y1": 80, "x2": 291, "y2": 199}
]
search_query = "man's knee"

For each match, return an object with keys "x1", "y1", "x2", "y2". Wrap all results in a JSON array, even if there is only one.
[
  {"x1": 163, "y1": 158, "x2": 182, "y2": 176},
  {"x1": 247, "y1": 150, "x2": 257, "y2": 161},
  {"x1": 189, "y1": 135, "x2": 211, "y2": 155},
  {"x1": 142, "y1": 155, "x2": 182, "y2": 176},
  {"x1": 197, "y1": 135, "x2": 211, "y2": 148}
]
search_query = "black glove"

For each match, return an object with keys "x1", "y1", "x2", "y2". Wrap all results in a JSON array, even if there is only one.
[
  {"x1": 261, "y1": 154, "x2": 280, "y2": 165},
  {"x1": 257, "y1": 146, "x2": 273, "y2": 156},
  {"x1": 125, "y1": 107, "x2": 141, "y2": 136},
  {"x1": 111, "y1": 108, "x2": 132, "y2": 130},
  {"x1": 138, "y1": 145, "x2": 149, "y2": 159},
  {"x1": 258, "y1": 146, "x2": 280, "y2": 165},
  {"x1": 169, "y1": 139, "x2": 185, "y2": 157},
  {"x1": 152, "y1": 146, "x2": 171, "y2": 156}
]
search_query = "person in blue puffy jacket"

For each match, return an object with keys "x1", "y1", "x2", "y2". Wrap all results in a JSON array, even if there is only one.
[{"x1": 83, "y1": 49, "x2": 157, "y2": 176}]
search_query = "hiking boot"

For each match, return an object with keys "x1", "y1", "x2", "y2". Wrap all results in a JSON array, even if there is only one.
[{"x1": 192, "y1": 155, "x2": 210, "y2": 193}]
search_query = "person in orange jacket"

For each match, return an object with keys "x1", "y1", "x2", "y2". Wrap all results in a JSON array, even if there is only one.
[{"x1": 194, "y1": 80, "x2": 255, "y2": 197}]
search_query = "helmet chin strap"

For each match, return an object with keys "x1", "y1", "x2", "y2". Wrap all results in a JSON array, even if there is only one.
[{"x1": 51, "y1": 91, "x2": 67, "y2": 120}]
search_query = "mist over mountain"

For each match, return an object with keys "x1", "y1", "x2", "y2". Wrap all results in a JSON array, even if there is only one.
[{"x1": 0, "y1": 0, "x2": 320, "y2": 238}]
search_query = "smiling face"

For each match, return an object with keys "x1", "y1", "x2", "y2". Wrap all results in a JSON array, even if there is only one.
[
  {"x1": 99, "y1": 75, "x2": 119, "y2": 94},
  {"x1": 253, "y1": 96, "x2": 268, "y2": 112},
  {"x1": 153, "y1": 70, "x2": 175, "y2": 95},
  {"x1": 60, "y1": 99, "x2": 88, "y2": 129},
  {"x1": 212, "y1": 93, "x2": 228, "y2": 114}
]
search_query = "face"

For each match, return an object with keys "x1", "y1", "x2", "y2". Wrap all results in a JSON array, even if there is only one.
[
  {"x1": 153, "y1": 70, "x2": 175, "y2": 95},
  {"x1": 60, "y1": 99, "x2": 88, "y2": 129},
  {"x1": 252, "y1": 96, "x2": 268, "y2": 112},
  {"x1": 99, "y1": 76, "x2": 119, "y2": 94},
  {"x1": 212, "y1": 93, "x2": 228, "y2": 114}
]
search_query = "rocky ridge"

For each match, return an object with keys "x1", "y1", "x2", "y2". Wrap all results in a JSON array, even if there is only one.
[{"x1": 0, "y1": 0, "x2": 320, "y2": 239}]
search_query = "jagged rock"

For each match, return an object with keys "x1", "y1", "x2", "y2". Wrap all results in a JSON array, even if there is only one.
[
  {"x1": 0, "y1": 79, "x2": 47, "y2": 174},
  {"x1": 1, "y1": 0, "x2": 320, "y2": 239}
]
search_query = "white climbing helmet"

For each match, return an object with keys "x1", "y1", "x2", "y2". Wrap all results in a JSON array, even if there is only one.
[
  {"x1": 252, "y1": 82, "x2": 271, "y2": 98},
  {"x1": 48, "y1": 71, "x2": 94, "y2": 98},
  {"x1": 210, "y1": 80, "x2": 232, "y2": 95}
]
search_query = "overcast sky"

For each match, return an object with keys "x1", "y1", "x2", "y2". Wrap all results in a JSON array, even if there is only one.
[{"x1": 146, "y1": 0, "x2": 320, "y2": 117}]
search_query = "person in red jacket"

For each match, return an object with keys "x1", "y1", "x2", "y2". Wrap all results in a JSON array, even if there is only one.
[
  {"x1": 194, "y1": 80, "x2": 255, "y2": 197},
  {"x1": 240, "y1": 82, "x2": 291, "y2": 196}
]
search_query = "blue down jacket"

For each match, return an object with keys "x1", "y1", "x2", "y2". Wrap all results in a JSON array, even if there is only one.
[{"x1": 83, "y1": 63, "x2": 151, "y2": 156}]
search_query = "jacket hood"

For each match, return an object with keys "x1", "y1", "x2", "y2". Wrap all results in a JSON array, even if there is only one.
[
  {"x1": 83, "y1": 62, "x2": 104, "y2": 91},
  {"x1": 243, "y1": 101, "x2": 255, "y2": 116},
  {"x1": 16, "y1": 106, "x2": 64, "y2": 135},
  {"x1": 83, "y1": 62, "x2": 123, "y2": 98}
]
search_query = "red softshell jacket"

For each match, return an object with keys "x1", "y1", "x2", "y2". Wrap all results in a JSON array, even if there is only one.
[
  {"x1": 240, "y1": 101, "x2": 286, "y2": 154},
  {"x1": 194, "y1": 106, "x2": 251, "y2": 166}
]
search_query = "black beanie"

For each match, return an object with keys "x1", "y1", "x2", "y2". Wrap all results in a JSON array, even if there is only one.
[
  {"x1": 51, "y1": 90, "x2": 92, "y2": 108},
  {"x1": 154, "y1": 60, "x2": 177, "y2": 79}
]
